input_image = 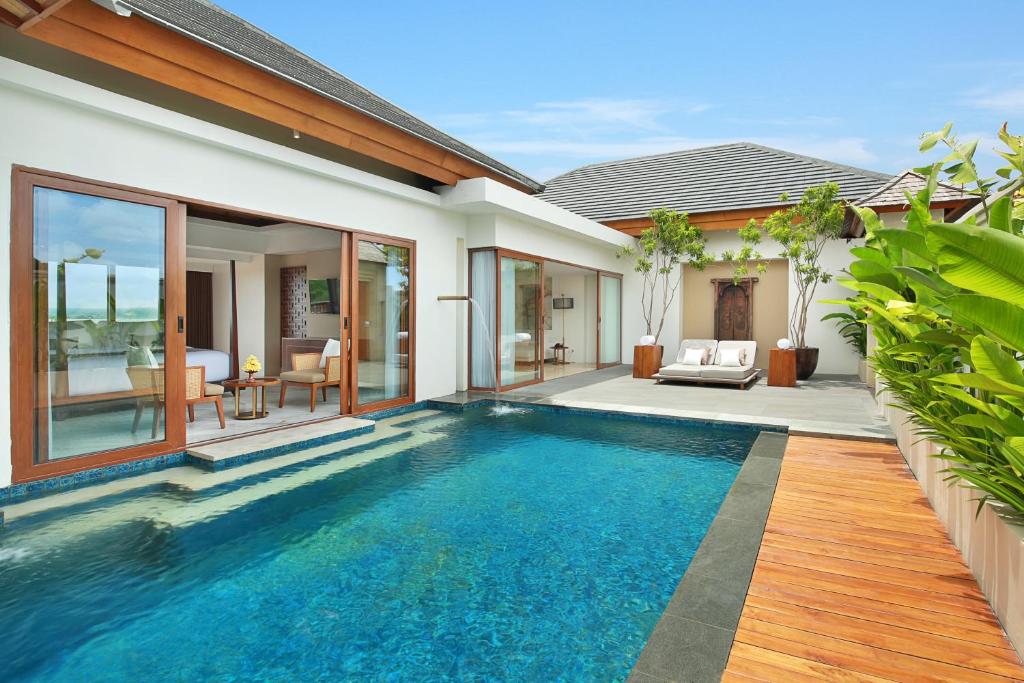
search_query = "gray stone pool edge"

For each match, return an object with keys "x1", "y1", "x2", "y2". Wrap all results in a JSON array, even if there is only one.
[{"x1": 627, "y1": 431, "x2": 788, "y2": 683}]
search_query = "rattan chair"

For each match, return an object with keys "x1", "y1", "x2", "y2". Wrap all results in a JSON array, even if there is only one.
[
  {"x1": 279, "y1": 352, "x2": 341, "y2": 412},
  {"x1": 126, "y1": 364, "x2": 165, "y2": 438},
  {"x1": 185, "y1": 365, "x2": 225, "y2": 428}
]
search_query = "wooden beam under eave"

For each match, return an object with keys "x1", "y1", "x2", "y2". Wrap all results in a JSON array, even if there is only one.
[
  {"x1": 18, "y1": 0, "x2": 72, "y2": 32},
  {"x1": 0, "y1": 6, "x2": 24, "y2": 27},
  {"x1": 28, "y1": 0, "x2": 533, "y2": 192}
]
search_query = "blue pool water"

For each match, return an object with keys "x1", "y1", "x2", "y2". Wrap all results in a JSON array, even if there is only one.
[{"x1": 0, "y1": 406, "x2": 756, "y2": 682}]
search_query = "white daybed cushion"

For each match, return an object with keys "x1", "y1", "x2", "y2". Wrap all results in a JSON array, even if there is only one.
[
  {"x1": 699, "y1": 365, "x2": 756, "y2": 380},
  {"x1": 320, "y1": 338, "x2": 342, "y2": 368},
  {"x1": 714, "y1": 340, "x2": 757, "y2": 367},
  {"x1": 657, "y1": 363, "x2": 702, "y2": 378},
  {"x1": 681, "y1": 348, "x2": 706, "y2": 366},
  {"x1": 675, "y1": 339, "x2": 717, "y2": 364},
  {"x1": 719, "y1": 347, "x2": 745, "y2": 367}
]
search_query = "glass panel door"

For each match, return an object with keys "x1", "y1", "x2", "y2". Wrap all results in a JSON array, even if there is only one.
[
  {"x1": 598, "y1": 274, "x2": 622, "y2": 367},
  {"x1": 499, "y1": 256, "x2": 541, "y2": 387},
  {"x1": 24, "y1": 182, "x2": 183, "y2": 469},
  {"x1": 353, "y1": 238, "x2": 413, "y2": 409}
]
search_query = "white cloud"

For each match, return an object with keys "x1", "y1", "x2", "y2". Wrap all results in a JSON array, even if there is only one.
[
  {"x1": 962, "y1": 88, "x2": 1024, "y2": 113},
  {"x1": 434, "y1": 97, "x2": 712, "y2": 136}
]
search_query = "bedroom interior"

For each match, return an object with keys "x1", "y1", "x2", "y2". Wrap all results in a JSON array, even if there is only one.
[
  {"x1": 183, "y1": 212, "x2": 346, "y2": 443},
  {"x1": 542, "y1": 260, "x2": 598, "y2": 380}
]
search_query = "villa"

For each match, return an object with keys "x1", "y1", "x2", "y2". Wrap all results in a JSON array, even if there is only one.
[{"x1": 0, "y1": 1, "x2": 1021, "y2": 681}]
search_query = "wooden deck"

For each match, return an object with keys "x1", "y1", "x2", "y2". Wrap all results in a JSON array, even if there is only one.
[{"x1": 723, "y1": 436, "x2": 1024, "y2": 682}]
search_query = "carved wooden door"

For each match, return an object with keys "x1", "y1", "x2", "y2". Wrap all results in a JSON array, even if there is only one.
[{"x1": 714, "y1": 279, "x2": 755, "y2": 341}]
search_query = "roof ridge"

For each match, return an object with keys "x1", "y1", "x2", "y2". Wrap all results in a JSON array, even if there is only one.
[
  {"x1": 854, "y1": 169, "x2": 972, "y2": 206},
  {"x1": 737, "y1": 142, "x2": 890, "y2": 181},
  {"x1": 552, "y1": 142, "x2": 749, "y2": 178}
]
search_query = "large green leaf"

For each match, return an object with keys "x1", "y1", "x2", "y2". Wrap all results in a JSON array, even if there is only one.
[
  {"x1": 969, "y1": 335, "x2": 1024, "y2": 387},
  {"x1": 926, "y1": 222, "x2": 1024, "y2": 306},
  {"x1": 989, "y1": 196, "x2": 1012, "y2": 233},
  {"x1": 947, "y1": 295, "x2": 1024, "y2": 351},
  {"x1": 849, "y1": 259, "x2": 901, "y2": 291},
  {"x1": 934, "y1": 372, "x2": 1024, "y2": 397},
  {"x1": 849, "y1": 247, "x2": 891, "y2": 266},
  {"x1": 874, "y1": 229, "x2": 935, "y2": 263}
]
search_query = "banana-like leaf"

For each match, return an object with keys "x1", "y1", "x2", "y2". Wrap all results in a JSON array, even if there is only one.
[
  {"x1": 926, "y1": 222, "x2": 1024, "y2": 307},
  {"x1": 893, "y1": 266, "x2": 956, "y2": 294},
  {"x1": 915, "y1": 329, "x2": 970, "y2": 347},
  {"x1": 969, "y1": 335, "x2": 1024, "y2": 387},
  {"x1": 849, "y1": 260, "x2": 901, "y2": 291},
  {"x1": 874, "y1": 229, "x2": 935, "y2": 263},
  {"x1": 849, "y1": 246, "x2": 891, "y2": 266},
  {"x1": 947, "y1": 295, "x2": 1024, "y2": 351},
  {"x1": 934, "y1": 372, "x2": 1024, "y2": 397},
  {"x1": 989, "y1": 196, "x2": 1012, "y2": 233}
]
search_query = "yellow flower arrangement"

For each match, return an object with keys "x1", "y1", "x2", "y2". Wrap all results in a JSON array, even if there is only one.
[{"x1": 242, "y1": 354, "x2": 262, "y2": 379}]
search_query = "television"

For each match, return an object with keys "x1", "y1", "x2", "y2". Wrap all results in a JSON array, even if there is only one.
[{"x1": 308, "y1": 277, "x2": 340, "y2": 314}]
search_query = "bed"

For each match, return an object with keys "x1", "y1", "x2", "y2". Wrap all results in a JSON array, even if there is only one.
[{"x1": 61, "y1": 347, "x2": 231, "y2": 397}]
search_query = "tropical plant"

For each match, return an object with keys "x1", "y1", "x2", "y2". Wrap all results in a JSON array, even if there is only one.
[
  {"x1": 730, "y1": 183, "x2": 845, "y2": 347},
  {"x1": 617, "y1": 208, "x2": 712, "y2": 345},
  {"x1": 830, "y1": 122, "x2": 1024, "y2": 519},
  {"x1": 821, "y1": 296, "x2": 866, "y2": 357}
]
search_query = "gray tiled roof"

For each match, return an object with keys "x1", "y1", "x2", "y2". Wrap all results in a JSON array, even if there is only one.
[
  {"x1": 852, "y1": 170, "x2": 973, "y2": 208},
  {"x1": 536, "y1": 143, "x2": 891, "y2": 222},
  {"x1": 116, "y1": 0, "x2": 542, "y2": 191}
]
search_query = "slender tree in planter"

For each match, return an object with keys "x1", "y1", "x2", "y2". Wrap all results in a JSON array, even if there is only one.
[
  {"x1": 617, "y1": 208, "x2": 712, "y2": 377},
  {"x1": 732, "y1": 183, "x2": 845, "y2": 379}
]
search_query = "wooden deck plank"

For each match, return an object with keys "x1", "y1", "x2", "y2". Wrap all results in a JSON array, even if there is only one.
[{"x1": 724, "y1": 435, "x2": 1024, "y2": 681}]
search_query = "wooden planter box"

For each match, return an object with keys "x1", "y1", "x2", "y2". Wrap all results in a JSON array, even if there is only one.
[
  {"x1": 880, "y1": 393, "x2": 1024, "y2": 656},
  {"x1": 632, "y1": 345, "x2": 663, "y2": 379}
]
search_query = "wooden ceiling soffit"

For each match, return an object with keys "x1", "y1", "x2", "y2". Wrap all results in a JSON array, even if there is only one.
[
  {"x1": 0, "y1": 0, "x2": 70, "y2": 30},
  {"x1": 603, "y1": 205, "x2": 790, "y2": 236},
  {"x1": 21, "y1": 0, "x2": 532, "y2": 191}
]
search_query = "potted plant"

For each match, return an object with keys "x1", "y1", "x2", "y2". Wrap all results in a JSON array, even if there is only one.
[
  {"x1": 618, "y1": 208, "x2": 711, "y2": 378},
  {"x1": 734, "y1": 183, "x2": 845, "y2": 380},
  {"x1": 242, "y1": 354, "x2": 262, "y2": 381}
]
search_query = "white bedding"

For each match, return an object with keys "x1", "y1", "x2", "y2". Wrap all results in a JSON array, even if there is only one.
[{"x1": 62, "y1": 348, "x2": 231, "y2": 396}]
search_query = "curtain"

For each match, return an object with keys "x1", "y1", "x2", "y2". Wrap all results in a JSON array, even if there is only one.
[
  {"x1": 383, "y1": 247, "x2": 403, "y2": 399},
  {"x1": 499, "y1": 257, "x2": 517, "y2": 385},
  {"x1": 470, "y1": 251, "x2": 496, "y2": 388}
]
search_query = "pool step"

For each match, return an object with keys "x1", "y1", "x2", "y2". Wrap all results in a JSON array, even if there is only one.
[
  {"x1": 0, "y1": 411, "x2": 447, "y2": 528},
  {"x1": 186, "y1": 417, "x2": 376, "y2": 469}
]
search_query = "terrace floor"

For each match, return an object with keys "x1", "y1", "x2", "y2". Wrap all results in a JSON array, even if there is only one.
[
  {"x1": 483, "y1": 366, "x2": 892, "y2": 441},
  {"x1": 723, "y1": 436, "x2": 1024, "y2": 681}
]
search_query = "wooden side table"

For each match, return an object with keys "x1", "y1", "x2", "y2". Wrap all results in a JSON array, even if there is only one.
[
  {"x1": 550, "y1": 345, "x2": 570, "y2": 364},
  {"x1": 768, "y1": 349, "x2": 797, "y2": 387},
  {"x1": 223, "y1": 377, "x2": 280, "y2": 419}
]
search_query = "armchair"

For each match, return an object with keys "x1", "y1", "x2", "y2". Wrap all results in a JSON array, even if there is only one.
[{"x1": 279, "y1": 352, "x2": 341, "y2": 412}]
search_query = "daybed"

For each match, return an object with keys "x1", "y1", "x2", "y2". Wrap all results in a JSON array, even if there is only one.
[{"x1": 653, "y1": 339, "x2": 761, "y2": 389}]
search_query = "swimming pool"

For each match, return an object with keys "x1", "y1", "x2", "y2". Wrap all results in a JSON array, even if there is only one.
[{"x1": 0, "y1": 405, "x2": 757, "y2": 681}]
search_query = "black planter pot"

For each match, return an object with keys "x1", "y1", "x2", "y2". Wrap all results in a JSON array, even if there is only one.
[{"x1": 794, "y1": 347, "x2": 819, "y2": 381}]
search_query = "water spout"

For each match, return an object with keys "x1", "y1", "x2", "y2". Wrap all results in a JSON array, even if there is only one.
[{"x1": 437, "y1": 295, "x2": 497, "y2": 387}]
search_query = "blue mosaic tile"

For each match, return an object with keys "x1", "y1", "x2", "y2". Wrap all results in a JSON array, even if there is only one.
[{"x1": 0, "y1": 451, "x2": 188, "y2": 507}]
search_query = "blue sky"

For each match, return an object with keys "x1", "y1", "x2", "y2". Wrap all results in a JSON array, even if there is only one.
[{"x1": 218, "y1": 1, "x2": 1020, "y2": 183}]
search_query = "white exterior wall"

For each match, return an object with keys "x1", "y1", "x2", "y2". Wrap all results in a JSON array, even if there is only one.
[
  {"x1": 693, "y1": 230, "x2": 864, "y2": 376},
  {"x1": 0, "y1": 57, "x2": 633, "y2": 486}
]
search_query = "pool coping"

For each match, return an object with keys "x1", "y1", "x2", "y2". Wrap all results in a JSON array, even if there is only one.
[{"x1": 627, "y1": 431, "x2": 788, "y2": 682}]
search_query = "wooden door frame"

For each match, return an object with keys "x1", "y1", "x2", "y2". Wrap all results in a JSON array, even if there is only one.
[
  {"x1": 10, "y1": 169, "x2": 186, "y2": 483},
  {"x1": 349, "y1": 232, "x2": 416, "y2": 413},
  {"x1": 712, "y1": 277, "x2": 757, "y2": 341}
]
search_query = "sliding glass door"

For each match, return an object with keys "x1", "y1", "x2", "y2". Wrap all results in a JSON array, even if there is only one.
[
  {"x1": 351, "y1": 235, "x2": 414, "y2": 411},
  {"x1": 12, "y1": 172, "x2": 185, "y2": 481},
  {"x1": 499, "y1": 255, "x2": 542, "y2": 388},
  {"x1": 598, "y1": 273, "x2": 622, "y2": 367}
]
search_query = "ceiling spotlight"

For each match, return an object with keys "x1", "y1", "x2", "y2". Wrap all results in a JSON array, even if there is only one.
[{"x1": 292, "y1": 129, "x2": 301, "y2": 139}]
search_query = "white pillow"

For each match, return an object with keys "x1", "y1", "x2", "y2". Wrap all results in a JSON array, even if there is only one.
[
  {"x1": 681, "y1": 348, "x2": 705, "y2": 366},
  {"x1": 320, "y1": 338, "x2": 342, "y2": 368},
  {"x1": 719, "y1": 348, "x2": 745, "y2": 367}
]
